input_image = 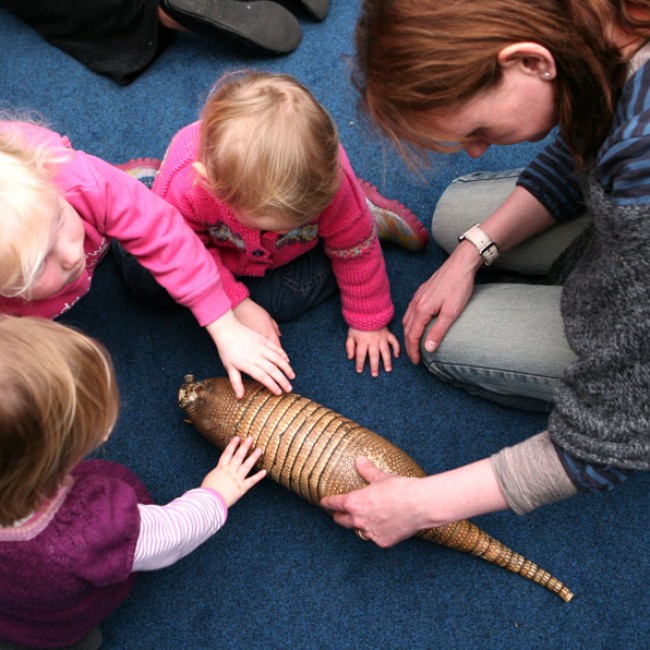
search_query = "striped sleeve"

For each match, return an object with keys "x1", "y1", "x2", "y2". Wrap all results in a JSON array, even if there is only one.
[
  {"x1": 516, "y1": 135, "x2": 586, "y2": 221},
  {"x1": 553, "y1": 446, "x2": 633, "y2": 493},
  {"x1": 519, "y1": 61, "x2": 650, "y2": 216},
  {"x1": 597, "y1": 62, "x2": 650, "y2": 206},
  {"x1": 132, "y1": 488, "x2": 228, "y2": 572}
]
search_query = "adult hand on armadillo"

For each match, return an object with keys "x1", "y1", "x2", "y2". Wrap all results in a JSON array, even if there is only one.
[
  {"x1": 322, "y1": 456, "x2": 509, "y2": 548},
  {"x1": 201, "y1": 436, "x2": 267, "y2": 507},
  {"x1": 321, "y1": 456, "x2": 427, "y2": 547}
]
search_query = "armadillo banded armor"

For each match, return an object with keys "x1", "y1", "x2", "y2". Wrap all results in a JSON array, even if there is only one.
[{"x1": 179, "y1": 376, "x2": 574, "y2": 603}]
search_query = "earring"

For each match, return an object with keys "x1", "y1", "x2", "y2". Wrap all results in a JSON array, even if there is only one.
[{"x1": 543, "y1": 71, "x2": 551, "y2": 78}]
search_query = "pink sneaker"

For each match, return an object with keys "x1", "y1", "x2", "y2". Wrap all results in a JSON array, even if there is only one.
[
  {"x1": 115, "y1": 157, "x2": 161, "y2": 189},
  {"x1": 360, "y1": 179, "x2": 430, "y2": 252}
]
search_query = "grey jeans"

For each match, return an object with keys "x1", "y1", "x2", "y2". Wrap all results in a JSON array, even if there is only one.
[{"x1": 422, "y1": 169, "x2": 589, "y2": 412}]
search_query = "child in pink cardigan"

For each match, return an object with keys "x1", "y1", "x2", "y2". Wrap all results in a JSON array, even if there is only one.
[
  {"x1": 151, "y1": 71, "x2": 420, "y2": 376},
  {"x1": 0, "y1": 316, "x2": 266, "y2": 649},
  {"x1": 0, "y1": 119, "x2": 294, "y2": 398}
]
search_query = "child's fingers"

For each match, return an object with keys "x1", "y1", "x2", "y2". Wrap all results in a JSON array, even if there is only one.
[
  {"x1": 220, "y1": 437, "x2": 263, "y2": 476},
  {"x1": 355, "y1": 344, "x2": 371, "y2": 374},
  {"x1": 380, "y1": 338, "x2": 399, "y2": 372},
  {"x1": 215, "y1": 437, "x2": 240, "y2": 467},
  {"x1": 238, "y1": 447, "x2": 264, "y2": 475},
  {"x1": 388, "y1": 333, "x2": 400, "y2": 357},
  {"x1": 230, "y1": 436, "x2": 256, "y2": 464},
  {"x1": 244, "y1": 468, "x2": 267, "y2": 488},
  {"x1": 345, "y1": 336, "x2": 355, "y2": 361},
  {"x1": 227, "y1": 369, "x2": 245, "y2": 399},
  {"x1": 378, "y1": 344, "x2": 392, "y2": 374},
  {"x1": 255, "y1": 362, "x2": 293, "y2": 395},
  {"x1": 265, "y1": 338, "x2": 291, "y2": 364}
]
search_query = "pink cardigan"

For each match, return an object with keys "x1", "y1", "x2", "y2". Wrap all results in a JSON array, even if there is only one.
[
  {"x1": 153, "y1": 122, "x2": 394, "y2": 331},
  {"x1": 0, "y1": 123, "x2": 230, "y2": 326}
]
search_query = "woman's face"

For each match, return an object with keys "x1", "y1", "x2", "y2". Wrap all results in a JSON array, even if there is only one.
[{"x1": 427, "y1": 62, "x2": 557, "y2": 158}]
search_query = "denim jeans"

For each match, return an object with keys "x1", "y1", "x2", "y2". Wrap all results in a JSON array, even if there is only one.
[
  {"x1": 422, "y1": 170, "x2": 589, "y2": 412},
  {"x1": 112, "y1": 240, "x2": 339, "y2": 323},
  {"x1": 111, "y1": 240, "x2": 177, "y2": 310},
  {"x1": 241, "y1": 242, "x2": 339, "y2": 323}
]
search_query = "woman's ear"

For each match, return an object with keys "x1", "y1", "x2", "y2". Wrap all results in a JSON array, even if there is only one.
[
  {"x1": 497, "y1": 42, "x2": 557, "y2": 80},
  {"x1": 192, "y1": 161, "x2": 208, "y2": 178}
]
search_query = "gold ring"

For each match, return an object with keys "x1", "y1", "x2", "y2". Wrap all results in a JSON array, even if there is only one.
[{"x1": 355, "y1": 529, "x2": 369, "y2": 541}]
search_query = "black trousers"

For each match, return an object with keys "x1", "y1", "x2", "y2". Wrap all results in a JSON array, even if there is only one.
[{"x1": 1, "y1": 0, "x2": 173, "y2": 84}]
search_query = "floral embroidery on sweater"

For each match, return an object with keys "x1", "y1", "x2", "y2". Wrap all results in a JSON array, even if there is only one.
[
  {"x1": 276, "y1": 224, "x2": 319, "y2": 248},
  {"x1": 208, "y1": 223, "x2": 245, "y2": 250},
  {"x1": 325, "y1": 233, "x2": 375, "y2": 259}
]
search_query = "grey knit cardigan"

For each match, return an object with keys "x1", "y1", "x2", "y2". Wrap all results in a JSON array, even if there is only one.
[{"x1": 548, "y1": 172, "x2": 650, "y2": 469}]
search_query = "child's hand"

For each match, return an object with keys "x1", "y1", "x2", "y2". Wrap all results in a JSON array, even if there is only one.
[
  {"x1": 205, "y1": 310, "x2": 295, "y2": 398},
  {"x1": 201, "y1": 436, "x2": 266, "y2": 507},
  {"x1": 346, "y1": 326, "x2": 400, "y2": 377},
  {"x1": 233, "y1": 298, "x2": 282, "y2": 348}
]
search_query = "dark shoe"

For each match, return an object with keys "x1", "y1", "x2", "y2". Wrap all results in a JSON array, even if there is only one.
[
  {"x1": 159, "y1": 0, "x2": 302, "y2": 54},
  {"x1": 291, "y1": 0, "x2": 329, "y2": 20}
]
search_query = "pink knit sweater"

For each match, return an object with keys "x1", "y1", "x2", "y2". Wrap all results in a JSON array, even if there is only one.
[
  {"x1": 153, "y1": 122, "x2": 394, "y2": 331},
  {"x1": 0, "y1": 123, "x2": 230, "y2": 326}
]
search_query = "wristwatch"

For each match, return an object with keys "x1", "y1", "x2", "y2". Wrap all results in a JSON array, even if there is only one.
[{"x1": 458, "y1": 224, "x2": 499, "y2": 266}]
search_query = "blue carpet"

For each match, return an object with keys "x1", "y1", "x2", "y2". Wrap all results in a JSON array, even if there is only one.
[{"x1": 1, "y1": 3, "x2": 649, "y2": 649}]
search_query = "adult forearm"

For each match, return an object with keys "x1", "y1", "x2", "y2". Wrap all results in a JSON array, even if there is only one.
[
  {"x1": 479, "y1": 186, "x2": 557, "y2": 253},
  {"x1": 412, "y1": 457, "x2": 510, "y2": 528}
]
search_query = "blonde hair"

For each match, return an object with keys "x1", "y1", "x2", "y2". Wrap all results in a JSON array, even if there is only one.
[
  {"x1": 0, "y1": 316, "x2": 119, "y2": 526},
  {"x1": 355, "y1": 0, "x2": 650, "y2": 168},
  {"x1": 198, "y1": 70, "x2": 341, "y2": 226},
  {"x1": 0, "y1": 121, "x2": 70, "y2": 298}
]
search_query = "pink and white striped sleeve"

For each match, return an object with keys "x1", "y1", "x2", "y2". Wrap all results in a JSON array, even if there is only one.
[{"x1": 132, "y1": 488, "x2": 228, "y2": 572}]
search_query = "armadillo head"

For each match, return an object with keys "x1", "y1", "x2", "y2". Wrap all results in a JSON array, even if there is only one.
[
  {"x1": 178, "y1": 374, "x2": 202, "y2": 410},
  {"x1": 178, "y1": 375, "x2": 242, "y2": 451}
]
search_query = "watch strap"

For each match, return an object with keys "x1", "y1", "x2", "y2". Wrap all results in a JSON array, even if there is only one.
[{"x1": 458, "y1": 224, "x2": 499, "y2": 266}]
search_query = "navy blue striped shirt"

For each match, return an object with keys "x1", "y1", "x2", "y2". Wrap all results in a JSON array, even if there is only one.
[{"x1": 518, "y1": 56, "x2": 650, "y2": 220}]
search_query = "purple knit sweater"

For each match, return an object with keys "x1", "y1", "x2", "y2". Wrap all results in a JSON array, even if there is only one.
[{"x1": 0, "y1": 460, "x2": 151, "y2": 648}]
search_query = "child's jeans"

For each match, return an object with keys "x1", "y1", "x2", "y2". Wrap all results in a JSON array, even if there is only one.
[
  {"x1": 422, "y1": 169, "x2": 590, "y2": 412},
  {"x1": 240, "y1": 242, "x2": 339, "y2": 322},
  {"x1": 111, "y1": 241, "x2": 339, "y2": 323}
]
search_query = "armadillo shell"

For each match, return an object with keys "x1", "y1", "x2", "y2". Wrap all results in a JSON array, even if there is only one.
[{"x1": 179, "y1": 376, "x2": 574, "y2": 603}]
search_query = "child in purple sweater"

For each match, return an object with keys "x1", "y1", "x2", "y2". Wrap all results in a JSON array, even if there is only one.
[{"x1": 0, "y1": 315, "x2": 266, "y2": 649}]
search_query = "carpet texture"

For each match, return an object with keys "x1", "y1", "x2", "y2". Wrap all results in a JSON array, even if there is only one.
[{"x1": 0, "y1": 3, "x2": 648, "y2": 649}]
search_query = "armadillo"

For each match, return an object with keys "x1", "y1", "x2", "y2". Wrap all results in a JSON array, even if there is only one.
[{"x1": 178, "y1": 375, "x2": 574, "y2": 602}]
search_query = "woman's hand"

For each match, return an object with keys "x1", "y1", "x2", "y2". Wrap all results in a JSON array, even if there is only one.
[
  {"x1": 205, "y1": 310, "x2": 294, "y2": 398},
  {"x1": 233, "y1": 298, "x2": 282, "y2": 348},
  {"x1": 402, "y1": 242, "x2": 482, "y2": 364},
  {"x1": 321, "y1": 458, "x2": 430, "y2": 547},
  {"x1": 201, "y1": 436, "x2": 266, "y2": 507},
  {"x1": 321, "y1": 457, "x2": 508, "y2": 547},
  {"x1": 346, "y1": 326, "x2": 400, "y2": 376}
]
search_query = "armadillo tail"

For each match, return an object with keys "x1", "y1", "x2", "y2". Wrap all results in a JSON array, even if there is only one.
[{"x1": 419, "y1": 520, "x2": 574, "y2": 602}]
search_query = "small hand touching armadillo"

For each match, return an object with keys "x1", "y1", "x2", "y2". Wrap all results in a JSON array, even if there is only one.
[{"x1": 178, "y1": 375, "x2": 574, "y2": 602}]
